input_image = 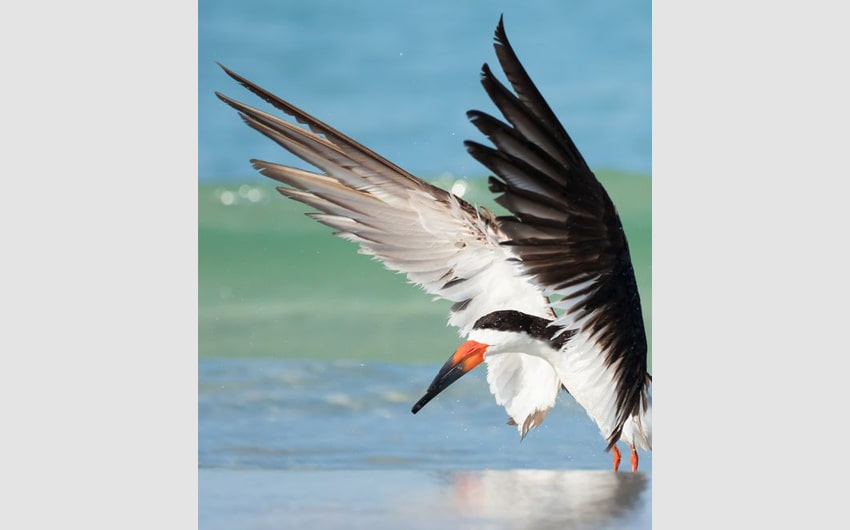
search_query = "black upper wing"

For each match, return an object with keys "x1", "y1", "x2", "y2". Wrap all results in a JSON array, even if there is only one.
[{"x1": 465, "y1": 17, "x2": 649, "y2": 449}]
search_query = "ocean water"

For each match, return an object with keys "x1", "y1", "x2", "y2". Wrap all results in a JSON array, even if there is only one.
[
  {"x1": 200, "y1": 467, "x2": 651, "y2": 530},
  {"x1": 200, "y1": 0, "x2": 651, "y2": 180},
  {"x1": 199, "y1": 358, "x2": 653, "y2": 471},
  {"x1": 199, "y1": 358, "x2": 653, "y2": 528},
  {"x1": 198, "y1": 176, "x2": 651, "y2": 364},
  {"x1": 199, "y1": 2, "x2": 651, "y2": 527}
]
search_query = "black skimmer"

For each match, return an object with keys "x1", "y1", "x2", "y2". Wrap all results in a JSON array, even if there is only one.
[{"x1": 216, "y1": 16, "x2": 651, "y2": 471}]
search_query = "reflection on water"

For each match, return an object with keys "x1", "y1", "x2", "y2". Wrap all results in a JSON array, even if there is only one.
[
  {"x1": 440, "y1": 470, "x2": 649, "y2": 529},
  {"x1": 199, "y1": 468, "x2": 651, "y2": 530}
]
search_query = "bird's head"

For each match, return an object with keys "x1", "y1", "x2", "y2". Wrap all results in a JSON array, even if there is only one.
[{"x1": 410, "y1": 310, "x2": 559, "y2": 415}]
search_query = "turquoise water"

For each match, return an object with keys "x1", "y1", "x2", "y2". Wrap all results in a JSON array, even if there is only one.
[{"x1": 198, "y1": 175, "x2": 651, "y2": 364}]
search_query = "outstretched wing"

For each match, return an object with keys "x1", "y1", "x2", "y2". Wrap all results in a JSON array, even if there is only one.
[
  {"x1": 215, "y1": 65, "x2": 554, "y2": 337},
  {"x1": 465, "y1": 17, "x2": 650, "y2": 450}
]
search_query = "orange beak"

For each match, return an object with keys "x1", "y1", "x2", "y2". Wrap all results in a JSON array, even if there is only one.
[{"x1": 411, "y1": 340, "x2": 489, "y2": 414}]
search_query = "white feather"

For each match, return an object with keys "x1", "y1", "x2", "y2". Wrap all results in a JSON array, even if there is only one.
[{"x1": 484, "y1": 352, "x2": 560, "y2": 435}]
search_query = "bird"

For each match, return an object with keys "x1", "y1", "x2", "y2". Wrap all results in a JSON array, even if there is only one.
[{"x1": 215, "y1": 16, "x2": 651, "y2": 472}]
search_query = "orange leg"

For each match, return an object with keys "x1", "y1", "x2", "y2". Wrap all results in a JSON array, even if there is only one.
[
  {"x1": 630, "y1": 443, "x2": 639, "y2": 472},
  {"x1": 612, "y1": 445, "x2": 622, "y2": 472}
]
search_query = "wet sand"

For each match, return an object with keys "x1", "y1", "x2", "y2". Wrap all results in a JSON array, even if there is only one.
[{"x1": 200, "y1": 468, "x2": 651, "y2": 529}]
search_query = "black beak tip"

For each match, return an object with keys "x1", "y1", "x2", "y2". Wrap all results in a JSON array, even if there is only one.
[{"x1": 410, "y1": 394, "x2": 431, "y2": 414}]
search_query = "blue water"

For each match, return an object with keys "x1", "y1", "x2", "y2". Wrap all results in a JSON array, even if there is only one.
[
  {"x1": 199, "y1": 0, "x2": 651, "y2": 181},
  {"x1": 199, "y1": 358, "x2": 652, "y2": 471}
]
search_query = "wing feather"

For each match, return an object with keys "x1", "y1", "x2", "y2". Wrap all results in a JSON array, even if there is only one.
[{"x1": 216, "y1": 68, "x2": 553, "y2": 335}]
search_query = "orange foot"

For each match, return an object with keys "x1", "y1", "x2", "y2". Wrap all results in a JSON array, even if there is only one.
[{"x1": 613, "y1": 444, "x2": 640, "y2": 472}]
